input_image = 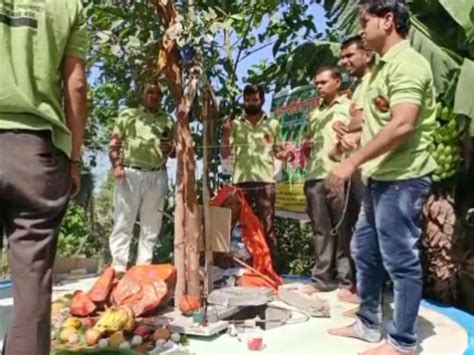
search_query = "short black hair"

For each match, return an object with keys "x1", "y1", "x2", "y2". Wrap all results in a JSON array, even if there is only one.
[
  {"x1": 315, "y1": 66, "x2": 342, "y2": 81},
  {"x1": 359, "y1": 0, "x2": 411, "y2": 38},
  {"x1": 341, "y1": 35, "x2": 376, "y2": 67},
  {"x1": 143, "y1": 83, "x2": 163, "y2": 96},
  {"x1": 243, "y1": 84, "x2": 265, "y2": 102},
  {"x1": 341, "y1": 35, "x2": 365, "y2": 50}
]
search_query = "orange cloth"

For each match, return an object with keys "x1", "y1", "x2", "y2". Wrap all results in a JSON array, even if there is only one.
[
  {"x1": 70, "y1": 264, "x2": 176, "y2": 317},
  {"x1": 211, "y1": 185, "x2": 283, "y2": 290},
  {"x1": 70, "y1": 291, "x2": 97, "y2": 317},
  {"x1": 87, "y1": 267, "x2": 115, "y2": 304},
  {"x1": 112, "y1": 264, "x2": 176, "y2": 317}
]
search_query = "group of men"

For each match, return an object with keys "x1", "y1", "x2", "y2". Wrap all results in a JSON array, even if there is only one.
[
  {"x1": 221, "y1": 1, "x2": 437, "y2": 355},
  {"x1": 0, "y1": 0, "x2": 436, "y2": 354}
]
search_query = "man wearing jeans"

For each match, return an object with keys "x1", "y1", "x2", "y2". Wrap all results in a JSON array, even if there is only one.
[
  {"x1": 108, "y1": 84, "x2": 175, "y2": 277},
  {"x1": 0, "y1": 1, "x2": 88, "y2": 354},
  {"x1": 328, "y1": 1, "x2": 437, "y2": 355}
]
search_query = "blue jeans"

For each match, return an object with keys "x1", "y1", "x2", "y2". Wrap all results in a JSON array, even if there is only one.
[{"x1": 351, "y1": 177, "x2": 431, "y2": 352}]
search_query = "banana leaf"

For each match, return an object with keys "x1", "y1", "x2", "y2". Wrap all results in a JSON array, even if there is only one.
[
  {"x1": 454, "y1": 59, "x2": 474, "y2": 135},
  {"x1": 438, "y1": 0, "x2": 474, "y2": 57}
]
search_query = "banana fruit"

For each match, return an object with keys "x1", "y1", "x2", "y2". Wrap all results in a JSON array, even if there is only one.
[
  {"x1": 62, "y1": 317, "x2": 82, "y2": 330},
  {"x1": 93, "y1": 306, "x2": 135, "y2": 335}
]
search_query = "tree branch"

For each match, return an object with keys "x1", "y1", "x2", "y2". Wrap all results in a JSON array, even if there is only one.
[
  {"x1": 232, "y1": 4, "x2": 258, "y2": 78},
  {"x1": 239, "y1": 41, "x2": 276, "y2": 62}
]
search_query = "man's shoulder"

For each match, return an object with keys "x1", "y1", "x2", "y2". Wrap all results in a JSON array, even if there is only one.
[
  {"x1": 388, "y1": 46, "x2": 432, "y2": 79},
  {"x1": 45, "y1": 0, "x2": 84, "y2": 21},
  {"x1": 161, "y1": 113, "x2": 175, "y2": 127},
  {"x1": 333, "y1": 95, "x2": 352, "y2": 112},
  {"x1": 120, "y1": 107, "x2": 140, "y2": 116},
  {"x1": 266, "y1": 114, "x2": 279, "y2": 125}
]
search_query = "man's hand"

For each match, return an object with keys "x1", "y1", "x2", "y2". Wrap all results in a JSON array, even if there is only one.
[
  {"x1": 114, "y1": 165, "x2": 125, "y2": 180},
  {"x1": 327, "y1": 159, "x2": 357, "y2": 194},
  {"x1": 339, "y1": 132, "x2": 361, "y2": 152},
  {"x1": 328, "y1": 144, "x2": 343, "y2": 162},
  {"x1": 276, "y1": 147, "x2": 296, "y2": 162},
  {"x1": 332, "y1": 120, "x2": 348, "y2": 140},
  {"x1": 301, "y1": 138, "x2": 314, "y2": 159},
  {"x1": 223, "y1": 117, "x2": 232, "y2": 137},
  {"x1": 220, "y1": 116, "x2": 233, "y2": 159},
  {"x1": 69, "y1": 162, "x2": 81, "y2": 198}
]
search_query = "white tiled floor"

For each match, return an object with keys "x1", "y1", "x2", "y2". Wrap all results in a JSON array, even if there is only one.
[{"x1": 0, "y1": 278, "x2": 469, "y2": 354}]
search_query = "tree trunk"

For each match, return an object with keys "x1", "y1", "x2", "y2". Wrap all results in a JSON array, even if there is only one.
[{"x1": 153, "y1": 0, "x2": 201, "y2": 304}]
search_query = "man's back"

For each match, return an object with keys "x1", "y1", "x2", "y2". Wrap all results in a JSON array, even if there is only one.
[{"x1": 0, "y1": 0, "x2": 87, "y2": 155}]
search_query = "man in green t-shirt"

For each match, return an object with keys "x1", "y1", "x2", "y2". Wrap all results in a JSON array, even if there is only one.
[
  {"x1": 108, "y1": 84, "x2": 176, "y2": 276},
  {"x1": 302, "y1": 66, "x2": 356, "y2": 301},
  {"x1": 220, "y1": 84, "x2": 293, "y2": 253},
  {"x1": 333, "y1": 35, "x2": 375, "y2": 156},
  {"x1": 328, "y1": 2, "x2": 436, "y2": 354},
  {"x1": 0, "y1": 1, "x2": 88, "y2": 354}
]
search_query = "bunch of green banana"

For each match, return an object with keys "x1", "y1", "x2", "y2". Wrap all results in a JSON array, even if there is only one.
[{"x1": 428, "y1": 104, "x2": 461, "y2": 182}]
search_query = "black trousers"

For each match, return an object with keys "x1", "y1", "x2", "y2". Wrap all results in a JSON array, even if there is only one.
[
  {"x1": 236, "y1": 182, "x2": 276, "y2": 252},
  {"x1": 304, "y1": 179, "x2": 358, "y2": 291},
  {"x1": 0, "y1": 130, "x2": 70, "y2": 355}
]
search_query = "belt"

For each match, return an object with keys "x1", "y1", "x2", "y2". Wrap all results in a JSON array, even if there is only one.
[{"x1": 123, "y1": 165, "x2": 164, "y2": 172}]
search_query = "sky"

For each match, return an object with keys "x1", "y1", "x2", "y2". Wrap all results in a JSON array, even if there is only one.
[{"x1": 90, "y1": 3, "x2": 328, "y2": 190}]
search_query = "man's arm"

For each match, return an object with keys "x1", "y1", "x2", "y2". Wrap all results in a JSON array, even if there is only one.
[
  {"x1": 161, "y1": 119, "x2": 177, "y2": 159},
  {"x1": 347, "y1": 107, "x2": 364, "y2": 132},
  {"x1": 62, "y1": 55, "x2": 87, "y2": 162},
  {"x1": 220, "y1": 117, "x2": 233, "y2": 159},
  {"x1": 109, "y1": 132, "x2": 122, "y2": 168},
  {"x1": 346, "y1": 103, "x2": 420, "y2": 168},
  {"x1": 62, "y1": 55, "x2": 87, "y2": 197}
]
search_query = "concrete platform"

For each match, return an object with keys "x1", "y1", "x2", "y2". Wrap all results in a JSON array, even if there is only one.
[
  {"x1": 0, "y1": 277, "x2": 471, "y2": 354},
  {"x1": 186, "y1": 291, "x2": 469, "y2": 354}
]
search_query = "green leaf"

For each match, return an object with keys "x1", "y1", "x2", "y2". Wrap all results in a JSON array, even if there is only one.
[
  {"x1": 96, "y1": 31, "x2": 111, "y2": 44},
  {"x1": 110, "y1": 19, "x2": 125, "y2": 30},
  {"x1": 453, "y1": 59, "x2": 474, "y2": 135},
  {"x1": 438, "y1": 0, "x2": 474, "y2": 33},
  {"x1": 409, "y1": 16, "x2": 460, "y2": 96}
]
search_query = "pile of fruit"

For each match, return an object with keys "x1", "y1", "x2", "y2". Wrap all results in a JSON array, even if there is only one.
[
  {"x1": 52, "y1": 306, "x2": 188, "y2": 353},
  {"x1": 428, "y1": 103, "x2": 462, "y2": 182}
]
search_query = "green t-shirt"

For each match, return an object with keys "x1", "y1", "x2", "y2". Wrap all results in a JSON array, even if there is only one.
[
  {"x1": 0, "y1": 0, "x2": 88, "y2": 157},
  {"x1": 360, "y1": 40, "x2": 438, "y2": 181},
  {"x1": 231, "y1": 114, "x2": 282, "y2": 184},
  {"x1": 305, "y1": 96, "x2": 352, "y2": 181},
  {"x1": 113, "y1": 107, "x2": 176, "y2": 170},
  {"x1": 352, "y1": 71, "x2": 372, "y2": 111}
]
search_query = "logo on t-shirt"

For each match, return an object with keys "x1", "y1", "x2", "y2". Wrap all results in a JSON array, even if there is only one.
[{"x1": 0, "y1": 1, "x2": 44, "y2": 29}]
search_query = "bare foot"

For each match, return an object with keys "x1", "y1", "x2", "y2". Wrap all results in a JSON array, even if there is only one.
[
  {"x1": 343, "y1": 307, "x2": 359, "y2": 318},
  {"x1": 338, "y1": 288, "x2": 360, "y2": 304},
  {"x1": 328, "y1": 324, "x2": 362, "y2": 340},
  {"x1": 328, "y1": 323, "x2": 382, "y2": 343},
  {"x1": 360, "y1": 342, "x2": 414, "y2": 355}
]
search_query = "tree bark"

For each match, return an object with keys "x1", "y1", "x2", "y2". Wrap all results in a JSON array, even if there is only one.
[{"x1": 153, "y1": 0, "x2": 201, "y2": 303}]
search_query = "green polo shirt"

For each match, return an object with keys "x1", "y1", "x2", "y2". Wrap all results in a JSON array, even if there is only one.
[
  {"x1": 305, "y1": 96, "x2": 352, "y2": 181},
  {"x1": 352, "y1": 71, "x2": 372, "y2": 110},
  {"x1": 231, "y1": 114, "x2": 282, "y2": 184},
  {"x1": 113, "y1": 107, "x2": 176, "y2": 170},
  {"x1": 360, "y1": 40, "x2": 437, "y2": 181},
  {"x1": 0, "y1": 0, "x2": 88, "y2": 157}
]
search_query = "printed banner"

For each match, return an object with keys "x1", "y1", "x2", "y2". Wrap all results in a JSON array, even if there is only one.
[{"x1": 271, "y1": 85, "x2": 319, "y2": 219}]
